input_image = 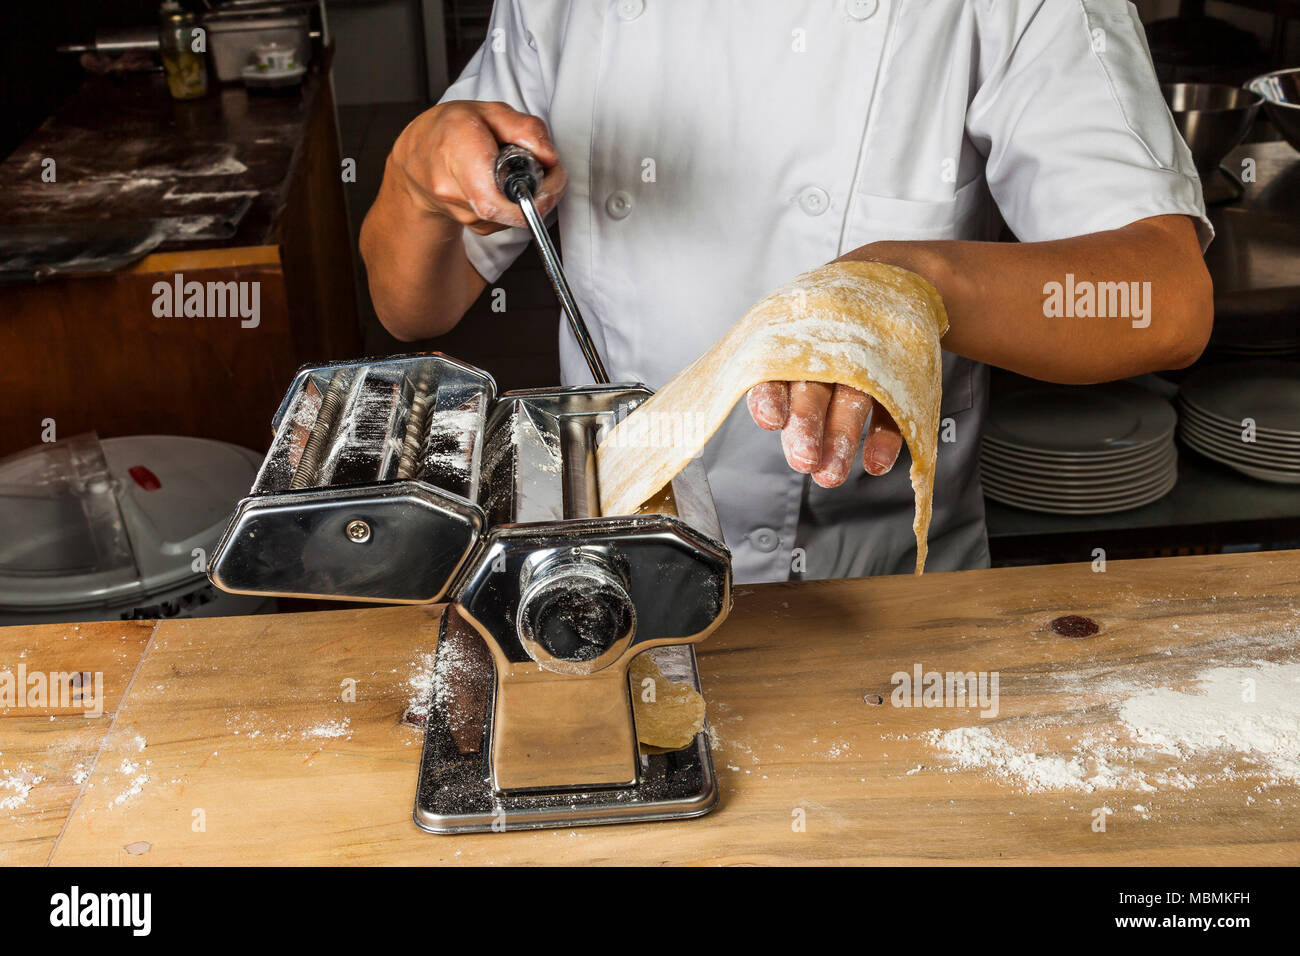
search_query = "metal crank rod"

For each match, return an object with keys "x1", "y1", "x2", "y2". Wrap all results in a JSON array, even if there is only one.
[{"x1": 493, "y1": 144, "x2": 610, "y2": 385}]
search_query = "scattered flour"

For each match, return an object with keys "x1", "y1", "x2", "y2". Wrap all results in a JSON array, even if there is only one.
[
  {"x1": 111, "y1": 758, "x2": 149, "y2": 808},
  {"x1": 925, "y1": 661, "x2": 1300, "y2": 795},
  {"x1": 112, "y1": 775, "x2": 149, "y2": 807},
  {"x1": 303, "y1": 719, "x2": 351, "y2": 740},
  {"x1": 224, "y1": 709, "x2": 354, "y2": 744},
  {"x1": 406, "y1": 652, "x2": 437, "y2": 726},
  {"x1": 927, "y1": 725, "x2": 1152, "y2": 793},
  {"x1": 0, "y1": 767, "x2": 42, "y2": 811}
]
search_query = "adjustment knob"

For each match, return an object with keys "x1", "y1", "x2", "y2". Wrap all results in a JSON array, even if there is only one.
[{"x1": 516, "y1": 550, "x2": 635, "y2": 675}]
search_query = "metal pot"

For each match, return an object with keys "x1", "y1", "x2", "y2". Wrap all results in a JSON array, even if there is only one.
[{"x1": 201, "y1": 1, "x2": 317, "y2": 82}]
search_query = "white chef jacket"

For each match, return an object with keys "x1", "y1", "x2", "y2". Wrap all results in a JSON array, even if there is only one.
[{"x1": 438, "y1": 0, "x2": 1212, "y2": 584}]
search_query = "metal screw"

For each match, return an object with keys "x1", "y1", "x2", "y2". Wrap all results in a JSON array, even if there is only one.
[{"x1": 345, "y1": 519, "x2": 371, "y2": 544}]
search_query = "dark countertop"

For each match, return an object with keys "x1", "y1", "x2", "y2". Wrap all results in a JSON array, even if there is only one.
[{"x1": 0, "y1": 66, "x2": 327, "y2": 255}]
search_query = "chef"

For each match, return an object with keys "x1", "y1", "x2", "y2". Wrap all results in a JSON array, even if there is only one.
[{"x1": 360, "y1": 0, "x2": 1213, "y2": 584}]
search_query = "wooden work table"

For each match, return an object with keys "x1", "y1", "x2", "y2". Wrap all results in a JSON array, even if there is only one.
[{"x1": 2, "y1": 550, "x2": 1298, "y2": 866}]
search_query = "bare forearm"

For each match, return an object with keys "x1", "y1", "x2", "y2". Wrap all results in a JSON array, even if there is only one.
[
  {"x1": 360, "y1": 101, "x2": 566, "y2": 342},
  {"x1": 840, "y1": 215, "x2": 1213, "y2": 384},
  {"x1": 359, "y1": 156, "x2": 486, "y2": 341}
]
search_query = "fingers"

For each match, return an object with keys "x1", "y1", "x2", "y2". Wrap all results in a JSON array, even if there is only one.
[
  {"x1": 395, "y1": 100, "x2": 567, "y2": 234},
  {"x1": 449, "y1": 115, "x2": 529, "y2": 229},
  {"x1": 755, "y1": 380, "x2": 903, "y2": 482},
  {"x1": 747, "y1": 381, "x2": 790, "y2": 431},
  {"x1": 863, "y1": 404, "x2": 904, "y2": 476},
  {"x1": 459, "y1": 159, "x2": 567, "y2": 234},
  {"x1": 471, "y1": 101, "x2": 568, "y2": 220},
  {"x1": 781, "y1": 381, "x2": 833, "y2": 473},
  {"x1": 531, "y1": 163, "x2": 569, "y2": 220},
  {"x1": 812, "y1": 385, "x2": 872, "y2": 488}
]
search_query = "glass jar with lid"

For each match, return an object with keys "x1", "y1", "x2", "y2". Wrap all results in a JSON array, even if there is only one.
[{"x1": 158, "y1": 0, "x2": 208, "y2": 100}]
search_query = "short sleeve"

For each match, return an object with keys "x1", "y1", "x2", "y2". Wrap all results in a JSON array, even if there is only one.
[
  {"x1": 437, "y1": 0, "x2": 551, "y2": 283},
  {"x1": 968, "y1": 0, "x2": 1213, "y2": 251}
]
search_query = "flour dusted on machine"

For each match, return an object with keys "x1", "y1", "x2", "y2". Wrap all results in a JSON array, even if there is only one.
[
  {"x1": 414, "y1": 402, "x2": 482, "y2": 485},
  {"x1": 430, "y1": 622, "x2": 490, "y2": 740}
]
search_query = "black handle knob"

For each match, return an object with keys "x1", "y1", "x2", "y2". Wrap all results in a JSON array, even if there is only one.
[{"x1": 494, "y1": 144, "x2": 543, "y2": 202}]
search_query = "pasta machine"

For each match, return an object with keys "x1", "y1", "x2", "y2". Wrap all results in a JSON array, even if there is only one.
[{"x1": 207, "y1": 147, "x2": 732, "y2": 833}]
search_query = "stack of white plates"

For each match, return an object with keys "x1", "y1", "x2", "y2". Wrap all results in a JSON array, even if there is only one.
[
  {"x1": 1176, "y1": 360, "x2": 1300, "y2": 485},
  {"x1": 980, "y1": 381, "x2": 1178, "y2": 515}
]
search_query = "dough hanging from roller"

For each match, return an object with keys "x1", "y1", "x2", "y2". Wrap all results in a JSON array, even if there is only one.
[
  {"x1": 596, "y1": 260, "x2": 948, "y2": 573},
  {"x1": 629, "y1": 652, "x2": 707, "y2": 750}
]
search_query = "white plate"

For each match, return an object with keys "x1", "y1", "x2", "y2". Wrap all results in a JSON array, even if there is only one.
[
  {"x1": 983, "y1": 469, "x2": 1177, "y2": 514},
  {"x1": 981, "y1": 445, "x2": 1176, "y2": 491},
  {"x1": 1220, "y1": 462, "x2": 1300, "y2": 485},
  {"x1": 1177, "y1": 398, "x2": 1300, "y2": 444},
  {"x1": 980, "y1": 438, "x2": 1175, "y2": 477},
  {"x1": 1178, "y1": 422, "x2": 1300, "y2": 468},
  {"x1": 1180, "y1": 435, "x2": 1300, "y2": 484},
  {"x1": 1179, "y1": 421, "x2": 1300, "y2": 463},
  {"x1": 985, "y1": 381, "x2": 1176, "y2": 457},
  {"x1": 980, "y1": 473, "x2": 1175, "y2": 507},
  {"x1": 1180, "y1": 411, "x2": 1300, "y2": 452},
  {"x1": 1178, "y1": 360, "x2": 1300, "y2": 433},
  {"x1": 980, "y1": 460, "x2": 1177, "y2": 503},
  {"x1": 1177, "y1": 429, "x2": 1300, "y2": 467}
]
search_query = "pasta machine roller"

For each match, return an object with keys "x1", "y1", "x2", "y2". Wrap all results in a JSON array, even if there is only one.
[{"x1": 207, "y1": 352, "x2": 732, "y2": 832}]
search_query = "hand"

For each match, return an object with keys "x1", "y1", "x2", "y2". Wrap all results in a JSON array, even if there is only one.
[
  {"x1": 389, "y1": 100, "x2": 567, "y2": 235},
  {"x1": 747, "y1": 381, "x2": 903, "y2": 487}
]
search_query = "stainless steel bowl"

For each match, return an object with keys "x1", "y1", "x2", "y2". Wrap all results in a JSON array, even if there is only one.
[
  {"x1": 1162, "y1": 83, "x2": 1263, "y2": 176},
  {"x1": 1246, "y1": 68, "x2": 1300, "y2": 155}
]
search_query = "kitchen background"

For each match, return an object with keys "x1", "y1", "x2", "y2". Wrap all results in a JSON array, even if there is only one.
[{"x1": 0, "y1": 1, "x2": 1297, "y2": 623}]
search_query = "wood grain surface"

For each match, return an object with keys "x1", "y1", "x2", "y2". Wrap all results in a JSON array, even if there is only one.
[
  {"x1": 2, "y1": 550, "x2": 1298, "y2": 866},
  {"x1": 0, "y1": 620, "x2": 156, "y2": 866}
]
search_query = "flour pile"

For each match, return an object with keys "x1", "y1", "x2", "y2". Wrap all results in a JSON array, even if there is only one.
[{"x1": 925, "y1": 661, "x2": 1300, "y2": 794}]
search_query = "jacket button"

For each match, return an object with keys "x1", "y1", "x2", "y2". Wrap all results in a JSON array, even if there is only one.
[
  {"x1": 847, "y1": 0, "x2": 879, "y2": 20},
  {"x1": 605, "y1": 190, "x2": 634, "y2": 219},
  {"x1": 749, "y1": 527, "x2": 780, "y2": 553},
  {"x1": 617, "y1": 0, "x2": 645, "y2": 21},
  {"x1": 797, "y1": 185, "x2": 830, "y2": 216}
]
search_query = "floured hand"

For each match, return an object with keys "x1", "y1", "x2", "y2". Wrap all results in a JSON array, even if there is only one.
[
  {"x1": 597, "y1": 259, "x2": 947, "y2": 574},
  {"x1": 748, "y1": 381, "x2": 904, "y2": 487}
]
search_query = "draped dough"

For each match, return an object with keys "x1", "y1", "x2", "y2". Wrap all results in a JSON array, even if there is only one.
[{"x1": 596, "y1": 260, "x2": 948, "y2": 574}]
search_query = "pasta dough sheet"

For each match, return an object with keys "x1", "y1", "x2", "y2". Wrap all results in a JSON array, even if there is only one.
[
  {"x1": 596, "y1": 260, "x2": 948, "y2": 574},
  {"x1": 629, "y1": 653, "x2": 706, "y2": 750}
]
